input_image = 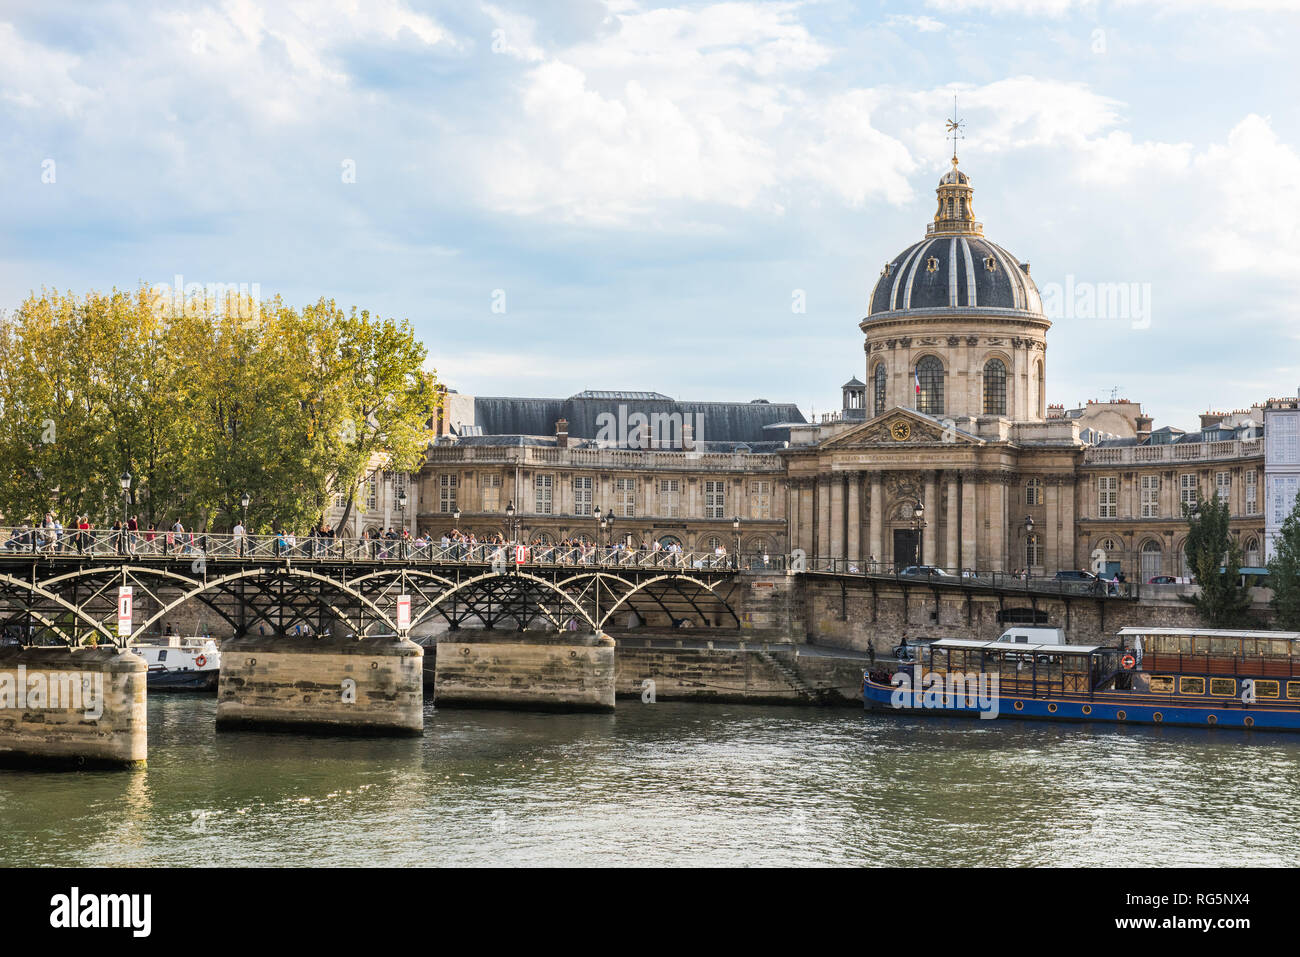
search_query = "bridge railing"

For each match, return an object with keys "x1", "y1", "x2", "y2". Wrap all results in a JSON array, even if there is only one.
[
  {"x1": 803, "y1": 557, "x2": 1139, "y2": 599},
  {"x1": 0, "y1": 526, "x2": 753, "y2": 572}
]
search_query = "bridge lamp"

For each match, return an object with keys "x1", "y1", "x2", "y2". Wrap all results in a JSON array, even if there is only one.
[
  {"x1": 1024, "y1": 514, "x2": 1034, "y2": 534},
  {"x1": 398, "y1": 489, "x2": 408, "y2": 511},
  {"x1": 454, "y1": 506, "x2": 462, "y2": 523},
  {"x1": 120, "y1": 472, "x2": 132, "y2": 493},
  {"x1": 505, "y1": 501, "x2": 514, "y2": 519}
]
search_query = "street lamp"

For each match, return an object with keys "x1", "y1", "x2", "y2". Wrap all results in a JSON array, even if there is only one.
[
  {"x1": 912, "y1": 500, "x2": 926, "y2": 566},
  {"x1": 397, "y1": 488, "x2": 408, "y2": 558},
  {"x1": 239, "y1": 491, "x2": 251, "y2": 556},
  {"x1": 504, "y1": 500, "x2": 519, "y2": 542},
  {"x1": 119, "y1": 472, "x2": 132, "y2": 555},
  {"x1": 732, "y1": 515, "x2": 741, "y2": 569}
]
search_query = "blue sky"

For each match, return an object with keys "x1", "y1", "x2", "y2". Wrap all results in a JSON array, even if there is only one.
[{"x1": 2, "y1": 0, "x2": 1298, "y2": 429}]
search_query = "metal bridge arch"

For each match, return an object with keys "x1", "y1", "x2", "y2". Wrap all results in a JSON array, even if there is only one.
[
  {"x1": 130, "y1": 567, "x2": 398, "y2": 640},
  {"x1": 426, "y1": 571, "x2": 597, "y2": 631},
  {"x1": 0, "y1": 573, "x2": 117, "y2": 645},
  {"x1": 596, "y1": 573, "x2": 741, "y2": 630}
]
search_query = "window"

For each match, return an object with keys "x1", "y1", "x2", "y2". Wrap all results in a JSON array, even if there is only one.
[
  {"x1": 1179, "y1": 677, "x2": 1205, "y2": 695},
  {"x1": 750, "y1": 480, "x2": 772, "y2": 519},
  {"x1": 1140, "y1": 540, "x2": 1162, "y2": 581},
  {"x1": 390, "y1": 471, "x2": 407, "y2": 505},
  {"x1": 535, "y1": 474, "x2": 553, "y2": 514},
  {"x1": 1025, "y1": 533, "x2": 1041, "y2": 567},
  {"x1": 1098, "y1": 476, "x2": 1117, "y2": 518},
  {"x1": 1244, "y1": 537, "x2": 1260, "y2": 567},
  {"x1": 1255, "y1": 680, "x2": 1280, "y2": 699},
  {"x1": 1148, "y1": 676, "x2": 1175, "y2": 693},
  {"x1": 659, "y1": 479, "x2": 681, "y2": 518},
  {"x1": 705, "y1": 480, "x2": 726, "y2": 519},
  {"x1": 615, "y1": 478, "x2": 636, "y2": 518},
  {"x1": 481, "y1": 474, "x2": 501, "y2": 512},
  {"x1": 438, "y1": 474, "x2": 457, "y2": 513},
  {"x1": 1140, "y1": 474, "x2": 1160, "y2": 518},
  {"x1": 915, "y1": 356, "x2": 944, "y2": 416},
  {"x1": 704, "y1": 536, "x2": 723, "y2": 552},
  {"x1": 1216, "y1": 471, "x2": 1231, "y2": 504},
  {"x1": 1025, "y1": 478, "x2": 1042, "y2": 506},
  {"x1": 366, "y1": 474, "x2": 378, "y2": 511},
  {"x1": 1246, "y1": 469, "x2": 1258, "y2": 513},
  {"x1": 873, "y1": 363, "x2": 886, "y2": 416},
  {"x1": 1180, "y1": 473, "x2": 1198, "y2": 509},
  {"x1": 573, "y1": 476, "x2": 593, "y2": 516},
  {"x1": 1289, "y1": 682, "x2": 1300, "y2": 701},
  {"x1": 983, "y1": 358, "x2": 1007, "y2": 415},
  {"x1": 1210, "y1": 678, "x2": 1237, "y2": 697}
]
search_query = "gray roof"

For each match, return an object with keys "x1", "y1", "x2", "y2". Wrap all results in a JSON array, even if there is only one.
[{"x1": 467, "y1": 393, "x2": 805, "y2": 444}]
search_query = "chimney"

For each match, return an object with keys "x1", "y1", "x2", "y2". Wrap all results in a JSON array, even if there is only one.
[
  {"x1": 1199, "y1": 412, "x2": 1225, "y2": 430},
  {"x1": 555, "y1": 418, "x2": 569, "y2": 449},
  {"x1": 1135, "y1": 414, "x2": 1153, "y2": 443}
]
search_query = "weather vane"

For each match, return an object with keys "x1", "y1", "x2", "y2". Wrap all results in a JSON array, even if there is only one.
[{"x1": 946, "y1": 94, "x2": 965, "y2": 165}]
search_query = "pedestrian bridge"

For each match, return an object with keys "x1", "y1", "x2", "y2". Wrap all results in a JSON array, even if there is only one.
[{"x1": 0, "y1": 529, "x2": 745, "y2": 646}]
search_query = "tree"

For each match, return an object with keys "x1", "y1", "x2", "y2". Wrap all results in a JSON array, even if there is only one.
[
  {"x1": 1267, "y1": 496, "x2": 1300, "y2": 630},
  {"x1": 1183, "y1": 493, "x2": 1253, "y2": 627}
]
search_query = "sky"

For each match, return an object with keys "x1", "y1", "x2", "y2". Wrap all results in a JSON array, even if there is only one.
[{"x1": 2, "y1": 0, "x2": 1298, "y2": 430}]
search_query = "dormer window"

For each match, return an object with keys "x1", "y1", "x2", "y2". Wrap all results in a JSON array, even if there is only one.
[
  {"x1": 984, "y1": 256, "x2": 997, "y2": 271},
  {"x1": 925, "y1": 256, "x2": 939, "y2": 274}
]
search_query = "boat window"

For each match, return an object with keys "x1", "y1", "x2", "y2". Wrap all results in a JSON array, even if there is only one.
[
  {"x1": 1254, "y1": 680, "x2": 1280, "y2": 698},
  {"x1": 1180, "y1": 677, "x2": 1205, "y2": 695},
  {"x1": 1210, "y1": 678, "x2": 1236, "y2": 696},
  {"x1": 1148, "y1": 676, "x2": 1175, "y2": 693},
  {"x1": 1288, "y1": 682, "x2": 1300, "y2": 700},
  {"x1": 158, "y1": 650, "x2": 167, "y2": 661},
  {"x1": 1210, "y1": 637, "x2": 1238, "y2": 656}
]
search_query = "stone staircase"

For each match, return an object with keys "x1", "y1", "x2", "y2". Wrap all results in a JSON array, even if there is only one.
[{"x1": 756, "y1": 649, "x2": 826, "y2": 703}]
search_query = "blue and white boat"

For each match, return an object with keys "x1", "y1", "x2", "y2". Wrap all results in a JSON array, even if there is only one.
[
  {"x1": 864, "y1": 627, "x2": 1300, "y2": 732},
  {"x1": 131, "y1": 635, "x2": 221, "y2": 691}
]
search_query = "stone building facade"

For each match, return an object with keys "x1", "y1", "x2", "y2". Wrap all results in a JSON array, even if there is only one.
[{"x1": 406, "y1": 155, "x2": 1280, "y2": 582}]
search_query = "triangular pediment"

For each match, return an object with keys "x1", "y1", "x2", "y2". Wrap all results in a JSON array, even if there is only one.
[{"x1": 819, "y1": 407, "x2": 985, "y2": 449}]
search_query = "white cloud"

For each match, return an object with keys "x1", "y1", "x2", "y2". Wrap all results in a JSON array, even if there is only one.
[
  {"x1": 886, "y1": 14, "x2": 946, "y2": 31},
  {"x1": 0, "y1": 22, "x2": 99, "y2": 115}
]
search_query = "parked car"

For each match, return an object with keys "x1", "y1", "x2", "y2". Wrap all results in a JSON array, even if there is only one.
[
  {"x1": 1053, "y1": 569, "x2": 1098, "y2": 582},
  {"x1": 899, "y1": 565, "x2": 954, "y2": 579},
  {"x1": 1147, "y1": 575, "x2": 1176, "y2": 584}
]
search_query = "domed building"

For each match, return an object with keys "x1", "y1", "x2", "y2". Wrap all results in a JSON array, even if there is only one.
[{"x1": 863, "y1": 157, "x2": 1048, "y2": 422}]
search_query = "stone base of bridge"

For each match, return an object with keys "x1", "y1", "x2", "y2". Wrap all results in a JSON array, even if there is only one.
[
  {"x1": 216, "y1": 634, "x2": 424, "y2": 735},
  {"x1": 434, "y1": 631, "x2": 616, "y2": 712},
  {"x1": 0, "y1": 646, "x2": 147, "y2": 769}
]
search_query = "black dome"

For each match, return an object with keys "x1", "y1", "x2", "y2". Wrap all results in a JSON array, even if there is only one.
[{"x1": 867, "y1": 235, "x2": 1042, "y2": 317}]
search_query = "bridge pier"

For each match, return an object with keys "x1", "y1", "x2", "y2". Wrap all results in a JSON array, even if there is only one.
[
  {"x1": 0, "y1": 646, "x2": 147, "y2": 769},
  {"x1": 216, "y1": 634, "x2": 424, "y2": 735},
  {"x1": 434, "y1": 631, "x2": 616, "y2": 712}
]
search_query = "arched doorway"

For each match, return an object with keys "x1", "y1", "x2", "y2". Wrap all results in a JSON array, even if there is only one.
[{"x1": 1140, "y1": 540, "x2": 1163, "y2": 582}]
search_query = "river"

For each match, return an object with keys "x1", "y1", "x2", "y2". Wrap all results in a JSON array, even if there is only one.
[{"x1": 1, "y1": 696, "x2": 1296, "y2": 866}]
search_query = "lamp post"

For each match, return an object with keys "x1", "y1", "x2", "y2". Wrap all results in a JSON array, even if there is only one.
[
  {"x1": 1023, "y1": 514, "x2": 1034, "y2": 579},
  {"x1": 240, "y1": 491, "x2": 250, "y2": 556},
  {"x1": 732, "y1": 515, "x2": 741, "y2": 570},
  {"x1": 912, "y1": 500, "x2": 926, "y2": 567},
  {"x1": 397, "y1": 488, "x2": 408, "y2": 559},
  {"x1": 505, "y1": 500, "x2": 520, "y2": 543},
  {"x1": 119, "y1": 472, "x2": 132, "y2": 555}
]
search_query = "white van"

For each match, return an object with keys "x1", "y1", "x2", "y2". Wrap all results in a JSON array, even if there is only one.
[{"x1": 994, "y1": 626, "x2": 1065, "y2": 646}]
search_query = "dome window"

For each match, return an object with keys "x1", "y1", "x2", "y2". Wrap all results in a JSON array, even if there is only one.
[
  {"x1": 882, "y1": 262, "x2": 893, "y2": 277},
  {"x1": 984, "y1": 256, "x2": 998, "y2": 272},
  {"x1": 925, "y1": 256, "x2": 939, "y2": 274}
]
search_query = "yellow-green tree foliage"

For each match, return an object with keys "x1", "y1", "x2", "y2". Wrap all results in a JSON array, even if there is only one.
[{"x1": 0, "y1": 287, "x2": 438, "y2": 532}]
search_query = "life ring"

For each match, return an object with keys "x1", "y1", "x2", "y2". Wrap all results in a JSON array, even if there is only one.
[
  {"x1": 195, "y1": 654, "x2": 207, "y2": 668},
  {"x1": 1121, "y1": 653, "x2": 1136, "y2": 670}
]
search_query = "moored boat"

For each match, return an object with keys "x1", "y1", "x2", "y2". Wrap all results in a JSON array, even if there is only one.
[
  {"x1": 131, "y1": 635, "x2": 221, "y2": 691},
  {"x1": 864, "y1": 627, "x2": 1300, "y2": 732}
]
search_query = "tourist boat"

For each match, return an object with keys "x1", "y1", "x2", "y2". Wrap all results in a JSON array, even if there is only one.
[
  {"x1": 130, "y1": 635, "x2": 221, "y2": 691},
  {"x1": 863, "y1": 627, "x2": 1300, "y2": 731}
]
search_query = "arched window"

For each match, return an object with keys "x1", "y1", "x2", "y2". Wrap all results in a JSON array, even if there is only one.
[
  {"x1": 915, "y1": 356, "x2": 944, "y2": 416},
  {"x1": 1025, "y1": 533, "x2": 1042, "y2": 568},
  {"x1": 1025, "y1": 477, "x2": 1043, "y2": 506},
  {"x1": 873, "y1": 362, "x2": 887, "y2": 417},
  {"x1": 1244, "y1": 537, "x2": 1261, "y2": 567},
  {"x1": 983, "y1": 358, "x2": 1007, "y2": 415},
  {"x1": 705, "y1": 536, "x2": 723, "y2": 552},
  {"x1": 1176, "y1": 539, "x2": 1191, "y2": 579},
  {"x1": 1140, "y1": 540, "x2": 1163, "y2": 582}
]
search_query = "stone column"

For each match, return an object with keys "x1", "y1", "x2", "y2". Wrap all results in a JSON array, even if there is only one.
[
  {"x1": 961, "y1": 471, "x2": 977, "y2": 571},
  {"x1": 830, "y1": 475, "x2": 845, "y2": 561},
  {"x1": 923, "y1": 472, "x2": 938, "y2": 566},
  {"x1": 799, "y1": 482, "x2": 815, "y2": 555},
  {"x1": 846, "y1": 473, "x2": 861, "y2": 565},
  {"x1": 1059, "y1": 479, "x2": 1077, "y2": 573},
  {"x1": 869, "y1": 472, "x2": 883, "y2": 570},
  {"x1": 945, "y1": 473, "x2": 959, "y2": 573},
  {"x1": 1046, "y1": 478, "x2": 1061, "y2": 573},
  {"x1": 817, "y1": 478, "x2": 831, "y2": 560},
  {"x1": 787, "y1": 483, "x2": 801, "y2": 556},
  {"x1": 989, "y1": 474, "x2": 1007, "y2": 571}
]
